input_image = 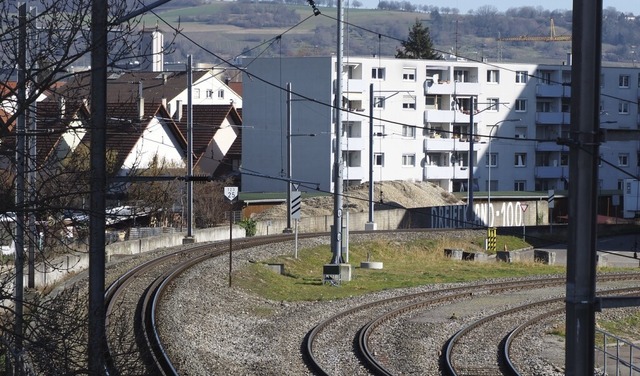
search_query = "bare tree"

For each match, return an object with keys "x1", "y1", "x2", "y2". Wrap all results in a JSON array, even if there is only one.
[{"x1": 0, "y1": 0, "x2": 177, "y2": 373}]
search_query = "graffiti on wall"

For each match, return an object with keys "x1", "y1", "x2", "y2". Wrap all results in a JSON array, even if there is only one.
[{"x1": 427, "y1": 201, "x2": 537, "y2": 228}]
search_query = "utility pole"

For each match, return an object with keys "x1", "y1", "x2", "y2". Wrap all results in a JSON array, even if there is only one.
[
  {"x1": 365, "y1": 83, "x2": 376, "y2": 231},
  {"x1": 285, "y1": 82, "x2": 293, "y2": 233},
  {"x1": 183, "y1": 55, "x2": 195, "y2": 244},
  {"x1": 89, "y1": 0, "x2": 108, "y2": 373},
  {"x1": 14, "y1": 5, "x2": 27, "y2": 372},
  {"x1": 466, "y1": 96, "x2": 475, "y2": 226},
  {"x1": 565, "y1": 0, "x2": 602, "y2": 374},
  {"x1": 331, "y1": 0, "x2": 344, "y2": 265}
]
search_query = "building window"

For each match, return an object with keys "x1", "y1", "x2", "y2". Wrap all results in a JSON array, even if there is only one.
[
  {"x1": 373, "y1": 96, "x2": 385, "y2": 108},
  {"x1": 402, "y1": 95, "x2": 416, "y2": 109},
  {"x1": 402, "y1": 125, "x2": 416, "y2": 138},
  {"x1": 206, "y1": 89, "x2": 214, "y2": 98},
  {"x1": 454, "y1": 70, "x2": 468, "y2": 82},
  {"x1": 402, "y1": 154, "x2": 416, "y2": 166},
  {"x1": 486, "y1": 153, "x2": 498, "y2": 167},
  {"x1": 560, "y1": 153, "x2": 569, "y2": 166},
  {"x1": 619, "y1": 74, "x2": 630, "y2": 88},
  {"x1": 619, "y1": 153, "x2": 629, "y2": 166},
  {"x1": 372, "y1": 67, "x2": 385, "y2": 80},
  {"x1": 374, "y1": 153, "x2": 384, "y2": 166},
  {"x1": 344, "y1": 121, "x2": 361, "y2": 138},
  {"x1": 402, "y1": 68, "x2": 416, "y2": 81},
  {"x1": 515, "y1": 71, "x2": 528, "y2": 84},
  {"x1": 218, "y1": 89, "x2": 225, "y2": 98},
  {"x1": 618, "y1": 179, "x2": 624, "y2": 190},
  {"x1": 536, "y1": 101, "x2": 551, "y2": 112},
  {"x1": 514, "y1": 180, "x2": 526, "y2": 191},
  {"x1": 539, "y1": 70, "x2": 552, "y2": 84},
  {"x1": 487, "y1": 98, "x2": 499, "y2": 111},
  {"x1": 194, "y1": 88, "x2": 201, "y2": 99},
  {"x1": 514, "y1": 127, "x2": 527, "y2": 139},
  {"x1": 619, "y1": 101, "x2": 630, "y2": 114},
  {"x1": 487, "y1": 70, "x2": 499, "y2": 83},
  {"x1": 515, "y1": 99, "x2": 527, "y2": 112},
  {"x1": 515, "y1": 153, "x2": 526, "y2": 167}
]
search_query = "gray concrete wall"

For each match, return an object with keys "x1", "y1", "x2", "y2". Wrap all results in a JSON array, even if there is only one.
[
  {"x1": 254, "y1": 209, "x2": 408, "y2": 235},
  {"x1": 30, "y1": 226, "x2": 245, "y2": 289}
]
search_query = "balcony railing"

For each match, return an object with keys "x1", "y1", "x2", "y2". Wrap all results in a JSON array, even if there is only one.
[{"x1": 536, "y1": 112, "x2": 570, "y2": 124}]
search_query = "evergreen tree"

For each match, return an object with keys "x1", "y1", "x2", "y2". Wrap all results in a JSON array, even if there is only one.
[{"x1": 396, "y1": 19, "x2": 442, "y2": 60}]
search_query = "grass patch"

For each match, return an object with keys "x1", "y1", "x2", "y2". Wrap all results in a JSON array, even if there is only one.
[
  {"x1": 234, "y1": 236, "x2": 566, "y2": 302},
  {"x1": 597, "y1": 312, "x2": 640, "y2": 341}
]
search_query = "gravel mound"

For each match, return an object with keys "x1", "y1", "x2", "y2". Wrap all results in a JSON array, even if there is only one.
[{"x1": 253, "y1": 180, "x2": 462, "y2": 220}]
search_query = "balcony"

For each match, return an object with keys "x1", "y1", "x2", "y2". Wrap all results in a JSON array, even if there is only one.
[
  {"x1": 423, "y1": 165, "x2": 471, "y2": 180},
  {"x1": 536, "y1": 84, "x2": 571, "y2": 97},
  {"x1": 341, "y1": 137, "x2": 365, "y2": 151},
  {"x1": 535, "y1": 165, "x2": 569, "y2": 179},
  {"x1": 453, "y1": 82, "x2": 481, "y2": 95},
  {"x1": 344, "y1": 166, "x2": 365, "y2": 180},
  {"x1": 536, "y1": 112, "x2": 570, "y2": 125},
  {"x1": 424, "y1": 109, "x2": 455, "y2": 123},
  {"x1": 536, "y1": 141, "x2": 565, "y2": 152},
  {"x1": 344, "y1": 78, "x2": 364, "y2": 93},
  {"x1": 424, "y1": 137, "x2": 481, "y2": 152}
]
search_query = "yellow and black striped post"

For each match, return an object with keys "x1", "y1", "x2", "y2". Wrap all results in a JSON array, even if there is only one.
[{"x1": 487, "y1": 227, "x2": 497, "y2": 253}]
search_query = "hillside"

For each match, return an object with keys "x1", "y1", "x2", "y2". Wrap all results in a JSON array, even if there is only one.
[
  {"x1": 252, "y1": 180, "x2": 463, "y2": 220},
  {"x1": 142, "y1": 4, "x2": 640, "y2": 65}
]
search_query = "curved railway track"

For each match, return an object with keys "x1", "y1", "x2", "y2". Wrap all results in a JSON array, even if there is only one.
[
  {"x1": 104, "y1": 232, "x2": 321, "y2": 375},
  {"x1": 304, "y1": 273, "x2": 640, "y2": 376},
  {"x1": 101, "y1": 228, "x2": 640, "y2": 375}
]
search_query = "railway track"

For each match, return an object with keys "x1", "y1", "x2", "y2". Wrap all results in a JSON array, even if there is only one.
[
  {"x1": 101, "y1": 228, "x2": 640, "y2": 375},
  {"x1": 104, "y1": 233, "x2": 320, "y2": 375},
  {"x1": 304, "y1": 273, "x2": 640, "y2": 375}
]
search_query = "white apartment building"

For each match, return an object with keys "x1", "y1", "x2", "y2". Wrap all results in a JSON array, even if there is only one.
[{"x1": 241, "y1": 56, "x2": 640, "y2": 195}]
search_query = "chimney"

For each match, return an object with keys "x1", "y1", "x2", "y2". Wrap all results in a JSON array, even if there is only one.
[
  {"x1": 138, "y1": 81, "x2": 144, "y2": 119},
  {"x1": 566, "y1": 52, "x2": 572, "y2": 66},
  {"x1": 174, "y1": 100, "x2": 183, "y2": 121}
]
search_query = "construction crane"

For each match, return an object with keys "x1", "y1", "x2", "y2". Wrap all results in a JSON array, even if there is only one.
[{"x1": 497, "y1": 18, "x2": 572, "y2": 42}]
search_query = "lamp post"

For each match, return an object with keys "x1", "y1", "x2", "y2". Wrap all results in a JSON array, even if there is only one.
[{"x1": 487, "y1": 118, "x2": 520, "y2": 226}]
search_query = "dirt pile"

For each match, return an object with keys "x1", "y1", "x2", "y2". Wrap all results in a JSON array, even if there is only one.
[{"x1": 252, "y1": 181, "x2": 463, "y2": 220}]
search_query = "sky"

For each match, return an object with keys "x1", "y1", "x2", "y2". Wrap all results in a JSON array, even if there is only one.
[{"x1": 359, "y1": 0, "x2": 639, "y2": 14}]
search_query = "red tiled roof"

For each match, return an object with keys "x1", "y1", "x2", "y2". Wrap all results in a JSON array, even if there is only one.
[
  {"x1": 79, "y1": 102, "x2": 185, "y2": 175},
  {"x1": 44, "y1": 71, "x2": 209, "y2": 105},
  {"x1": 175, "y1": 104, "x2": 242, "y2": 165}
]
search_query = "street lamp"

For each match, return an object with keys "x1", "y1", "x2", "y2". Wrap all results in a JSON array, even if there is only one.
[{"x1": 487, "y1": 118, "x2": 520, "y2": 226}]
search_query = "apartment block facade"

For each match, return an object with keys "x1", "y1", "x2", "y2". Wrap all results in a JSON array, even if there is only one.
[{"x1": 241, "y1": 56, "x2": 639, "y2": 195}]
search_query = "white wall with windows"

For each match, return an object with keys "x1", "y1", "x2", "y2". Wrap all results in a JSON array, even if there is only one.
[{"x1": 241, "y1": 56, "x2": 640, "y2": 195}]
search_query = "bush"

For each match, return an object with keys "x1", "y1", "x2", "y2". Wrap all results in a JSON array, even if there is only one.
[{"x1": 238, "y1": 218, "x2": 257, "y2": 237}]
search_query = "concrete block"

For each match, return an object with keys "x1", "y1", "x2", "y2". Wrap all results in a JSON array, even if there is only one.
[
  {"x1": 534, "y1": 249, "x2": 556, "y2": 265},
  {"x1": 463, "y1": 251, "x2": 488, "y2": 261},
  {"x1": 360, "y1": 261, "x2": 383, "y2": 269},
  {"x1": 266, "y1": 263, "x2": 285, "y2": 275},
  {"x1": 497, "y1": 251, "x2": 520, "y2": 263},
  {"x1": 597, "y1": 255, "x2": 607, "y2": 267},
  {"x1": 444, "y1": 248, "x2": 464, "y2": 260},
  {"x1": 323, "y1": 263, "x2": 352, "y2": 284}
]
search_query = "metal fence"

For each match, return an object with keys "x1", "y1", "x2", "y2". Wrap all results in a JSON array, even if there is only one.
[{"x1": 595, "y1": 329, "x2": 640, "y2": 375}]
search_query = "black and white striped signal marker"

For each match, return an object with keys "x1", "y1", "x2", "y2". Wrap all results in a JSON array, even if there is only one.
[
  {"x1": 548, "y1": 189, "x2": 555, "y2": 209},
  {"x1": 291, "y1": 191, "x2": 302, "y2": 220}
]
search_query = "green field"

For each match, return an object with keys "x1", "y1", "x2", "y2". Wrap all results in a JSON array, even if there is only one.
[{"x1": 233, "y1": 235, "x2": 569, "y2": 301}]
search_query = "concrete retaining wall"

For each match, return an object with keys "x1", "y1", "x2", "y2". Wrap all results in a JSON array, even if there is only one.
[
  {"x1": 30, "y1": 226, "x2": 245, "y2": 289},
  {"x1": 254, "y1": 209, "x2": 408, "y2": 235}
]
